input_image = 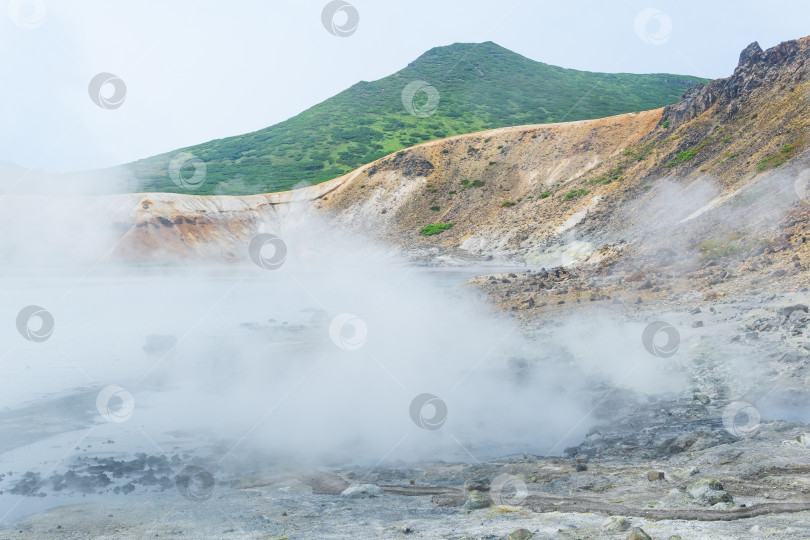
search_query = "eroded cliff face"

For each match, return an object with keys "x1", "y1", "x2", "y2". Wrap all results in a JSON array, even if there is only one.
[
  {"x1": 102, "y1": 182, "x2": 338, "y2": 261},
  {"x1": 101, "y1": 37, "x2": 809, "y2": 265},
  {"x1": 660, "y1": 37, "x2": 810, "y2": 128}
]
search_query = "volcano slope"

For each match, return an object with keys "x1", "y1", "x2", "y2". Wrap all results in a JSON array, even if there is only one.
[
  {"x1": 316, "y1": 39, "x2": 809, "y2": 265},
  {"x1": 11, "y1": 37, "x2": 810, "y2": 539},
  {"x1": 112, "y1": 38, "x2": 809, "y2": 268}
]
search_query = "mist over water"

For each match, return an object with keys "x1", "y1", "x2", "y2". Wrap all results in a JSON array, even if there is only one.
[
  {"x1": 13, "y1": 168, "x2": 810, "y2": 525},
  {"x1": 0, "y1": 190, "x2": 696, "y2": 480},
  {"x1": 4, "y1": 164, "x2": 807, "y2": 473}
]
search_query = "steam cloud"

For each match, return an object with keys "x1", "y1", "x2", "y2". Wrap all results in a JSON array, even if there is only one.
[{"x1": 1, "y1": 161, "x2": 807, "y2": 476}]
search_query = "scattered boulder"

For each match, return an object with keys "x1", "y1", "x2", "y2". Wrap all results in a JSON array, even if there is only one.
[
  {"x1": 602, "y1": 516, "x2": 631, "y2": 532},
  {"x1": 627, "y1": 527, "x2": 652, "y2": 540},
  {"x1": 462, "y1": 489, "x2": 490, "y2": 510},
  {"x1": 687, "y1": 477, "x2": 733, "y2": 505},
  {"x1": 507, "y1": 529, "x2": 532, "y2": 540},
  {"x1": 340, "y1": 484, "x2": 384, "y2": 498},
  {"x1": 464, "y1": 478, "x2": 490, "y2": 492},
  {"x1": 693, "y1": 393, "x2": 711, "y2": 405},
  {"x1": 779, "y1": 304, "x2": 808, "y2": 318},
  {"x1": 655, "y1": 432, "x2": 699, "y2": 457},
  {"x1": 647, "y1": 471, "x2": 665, "y2": 481}
]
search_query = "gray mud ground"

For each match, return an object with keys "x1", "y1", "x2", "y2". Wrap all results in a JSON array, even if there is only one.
[{"x1": 3, "y1": 280, "x2": 810, "y2": 539}]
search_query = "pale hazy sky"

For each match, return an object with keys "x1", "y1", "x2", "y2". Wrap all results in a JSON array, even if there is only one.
[{"x1": 1, "y1": 0, "x2": 807, "y2": 172}]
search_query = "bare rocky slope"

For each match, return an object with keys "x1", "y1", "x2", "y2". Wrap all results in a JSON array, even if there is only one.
[{"x1": 106, "y1": 37, "x2": 809, "y2": 269}]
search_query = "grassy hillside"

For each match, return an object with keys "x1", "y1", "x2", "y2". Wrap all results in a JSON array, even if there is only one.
[{"x1": 125, "y1": 41, "x2": 708, "y2": 195}]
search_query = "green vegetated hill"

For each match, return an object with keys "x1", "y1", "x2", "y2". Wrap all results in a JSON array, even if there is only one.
[{"x1": 125, "y1": 41, "x2": 709, "y2": 195}]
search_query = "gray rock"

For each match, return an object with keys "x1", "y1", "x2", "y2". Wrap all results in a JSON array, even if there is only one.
[
  {"x1": 627, "y1": 527, "x2": 652, "y2": 540},
  {"x1": 779, "y1": 304, "x2": 808, "y2": 318},
  {"x1": 687, "y1": 477, "x2": 733, "y2": 505},
  {"x1": 693, "y1": 393, "x2": 711, "y2": 405},
  {"x1": 507, "y1": 529, "x2": 532, "y2": 540},
  {"x1": 462, "y1": 489, "x2": 490, "y2": 510},
  {"x1": 463, "y1": 477, "x2": 490, "y2": 492},
  {"x1": 602, "y1": 516, "x2": 631, "y2": 532}
]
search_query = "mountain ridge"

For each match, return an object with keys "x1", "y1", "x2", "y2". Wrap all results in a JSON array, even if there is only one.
[
  {"x1": 93, "y1": 36, "x2": 809, "y2": 269},
  {"x1": 119, "y1": 41, "x2": 707, "y2": 195}
]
